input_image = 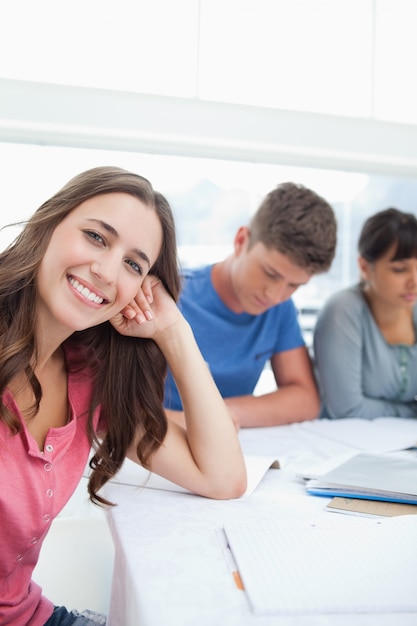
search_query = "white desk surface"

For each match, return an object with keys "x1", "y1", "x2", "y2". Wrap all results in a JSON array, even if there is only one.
[{"x1": 103, "y1": 419, "x2": 417, "y2": 626}]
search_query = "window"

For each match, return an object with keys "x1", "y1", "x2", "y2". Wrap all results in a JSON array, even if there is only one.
[{"x1": 2, "y1": 141, "x2": 417, "y2": 346}]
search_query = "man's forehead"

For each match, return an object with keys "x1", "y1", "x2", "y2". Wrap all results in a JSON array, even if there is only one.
[{"x1": 254, "y1": 244, "x2": 312, "y2": 282}]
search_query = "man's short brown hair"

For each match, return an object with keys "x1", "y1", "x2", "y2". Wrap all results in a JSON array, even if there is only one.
[{"x1": 248, "y1": 182, "x2": 337, "y2": 274}]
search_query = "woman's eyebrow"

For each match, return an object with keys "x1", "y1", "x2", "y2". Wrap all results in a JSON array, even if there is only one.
[{"x1": 87, "y1": 218, "x2": 151, "y2": 268}]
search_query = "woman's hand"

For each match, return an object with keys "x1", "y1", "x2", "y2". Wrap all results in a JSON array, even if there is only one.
[{"x1": 109, "y1": 274, "x2": 180, "y2": 339}]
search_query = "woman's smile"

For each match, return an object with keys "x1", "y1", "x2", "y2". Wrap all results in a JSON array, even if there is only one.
[{"x1": 68, "y1": 275, "x2": 108, "y2": 306}]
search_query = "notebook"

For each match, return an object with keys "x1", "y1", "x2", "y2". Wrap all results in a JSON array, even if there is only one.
[
  {"x1": 223, "y1": 517, "x2": 417, "y2": 615},
  {"x1": 306, "y1": 451, "x2": 417, "y2": 503}
]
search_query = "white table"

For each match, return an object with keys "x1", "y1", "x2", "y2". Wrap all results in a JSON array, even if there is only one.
[{"x1": 103, "y1": 420, "x2": 417, "y2": 626}]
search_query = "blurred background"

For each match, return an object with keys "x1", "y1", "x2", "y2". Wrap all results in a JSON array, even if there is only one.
[{"x1": 1, "y1": 0, "x2": 417, "y2": 345}]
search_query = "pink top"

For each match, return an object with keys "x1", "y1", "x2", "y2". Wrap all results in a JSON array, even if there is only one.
[{"x1": 0, "y1": 352, "x2": 103, "y2": 626}]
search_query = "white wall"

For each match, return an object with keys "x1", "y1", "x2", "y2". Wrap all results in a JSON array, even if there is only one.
[{"x1": 1, "y1": 0, "x2": 417, "y2": 176}]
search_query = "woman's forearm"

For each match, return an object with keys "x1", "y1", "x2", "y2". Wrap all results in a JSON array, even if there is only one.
[{"x1": 155, "y1": 317, "x2": 247, "y2": 498}]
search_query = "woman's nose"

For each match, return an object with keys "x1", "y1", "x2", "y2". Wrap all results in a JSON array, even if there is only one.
[
  {"x1": 406, "y1": 268, "x2": 417, "y2": 287},
  {"x1": 91, "y1": 257, "x2": 117, "y2": 285}
]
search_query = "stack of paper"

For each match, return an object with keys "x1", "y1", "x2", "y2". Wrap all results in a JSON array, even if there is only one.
[{"x1": 306, "y1": 452, "x2": 417, "y2": 503}]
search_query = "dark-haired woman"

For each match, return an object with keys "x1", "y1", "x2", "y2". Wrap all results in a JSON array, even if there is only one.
[{"x1": 314, "y1": 207, "x2": 417, "y2": 420}]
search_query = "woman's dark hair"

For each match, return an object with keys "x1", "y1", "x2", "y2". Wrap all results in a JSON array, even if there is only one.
[
  {"x1": 0, "y1": 166, "x2": 181, "y2": 505},
  {"x1": 358, "y1": 207, "x2": 417, "y2": 262}
]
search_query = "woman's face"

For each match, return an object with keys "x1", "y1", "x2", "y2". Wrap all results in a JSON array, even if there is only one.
[
  {"x1": 37, "y1": 192, "x2": 163, "y2": 334},
  {"x1": 359, "y1": 243, "x2": 417, "y2": 310}
]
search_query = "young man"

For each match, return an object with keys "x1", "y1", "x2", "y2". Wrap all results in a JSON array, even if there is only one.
[{"x1": 165, "y1": 182, "x2": 337, "y2": 428}]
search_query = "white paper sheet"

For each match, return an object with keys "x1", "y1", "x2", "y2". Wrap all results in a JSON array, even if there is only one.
[
  {"x1": 299, "y1": 417, "x2": 417, "y2": 452},
  {"x1": 223, "y1": 516, "x2": 417, "y2": 615},
  {"x1": 106, "y1": 454, "x2": 279, "y2": 499}
]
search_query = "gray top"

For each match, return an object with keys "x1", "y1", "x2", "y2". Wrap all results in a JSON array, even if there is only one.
[{"x1": 313, "y1": 284, "x2": 417, "y2": 419}]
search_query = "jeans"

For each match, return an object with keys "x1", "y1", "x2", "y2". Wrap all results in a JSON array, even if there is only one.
[{"x1": 44, "y1": 606, "x2": 107, "y2": 625}]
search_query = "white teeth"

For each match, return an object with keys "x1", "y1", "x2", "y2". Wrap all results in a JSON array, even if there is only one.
[{"x1": 69, "y1": 278, "x2": 104, "y2": 304}]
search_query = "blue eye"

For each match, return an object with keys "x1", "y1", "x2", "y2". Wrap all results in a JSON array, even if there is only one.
[
  {"x1": 125, "y1": 259, "x2": 143, "y2": 275},
  {"x1": 85, "y1": 230, "x2": 105, "y2": 244}
]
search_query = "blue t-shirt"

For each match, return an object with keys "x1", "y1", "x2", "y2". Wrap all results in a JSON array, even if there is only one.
[{"x1": 164, "y1": 265, "x2": 305, "y2": 409}]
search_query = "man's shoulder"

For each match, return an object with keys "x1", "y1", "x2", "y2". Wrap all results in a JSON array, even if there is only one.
[
  {"x1": 182, "y1": 264, "x2": 211, "y2": 281},
  {"x1": 180, "y1": 265, "x2": 213, "y2": 301}
]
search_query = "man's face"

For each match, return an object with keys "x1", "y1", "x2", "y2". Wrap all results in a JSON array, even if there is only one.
[{"x1": 229, "y1": 228, "x2": 311, "y2": 315}]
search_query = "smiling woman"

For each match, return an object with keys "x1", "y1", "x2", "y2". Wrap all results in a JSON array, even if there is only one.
[
  {"x1": 37, "y1": 192, "x2": 163, "y2": 335},
  {"x1": 0, "y1": 166, "x2": 246, "y2": 626}
]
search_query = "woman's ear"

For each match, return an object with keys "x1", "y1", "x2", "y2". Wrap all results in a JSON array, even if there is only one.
[{"x1": 358, "y1": 255, "x2": 371, "y2": 282}]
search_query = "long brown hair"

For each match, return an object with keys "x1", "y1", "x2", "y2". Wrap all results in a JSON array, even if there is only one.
[{"x1": 0, "y1": 166, "x2": 181, "y2": 504}]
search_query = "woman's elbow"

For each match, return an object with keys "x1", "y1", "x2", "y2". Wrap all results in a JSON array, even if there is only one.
[{"x1": 205, "y1": 467, "x2": 247, "y2": 500}]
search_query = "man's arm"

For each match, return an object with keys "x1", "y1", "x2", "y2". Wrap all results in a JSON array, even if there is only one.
[
  {"x1": 224, "y1": 346, "x2": 320, "y2": 428},
  {"x1": 165, "y1": 406, "x2": 241, "y2": 431},
  {"x1": 166, "y1": 347, "x2": 320, "y2": 429}
]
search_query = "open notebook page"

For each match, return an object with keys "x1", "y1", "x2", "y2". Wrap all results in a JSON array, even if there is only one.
[
  {"x1": 223, "y1": 517, "x2": 417, "y2": 615},
  {"x1": 102, "y1": 454, "x2": 279, "y2": 499}
]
